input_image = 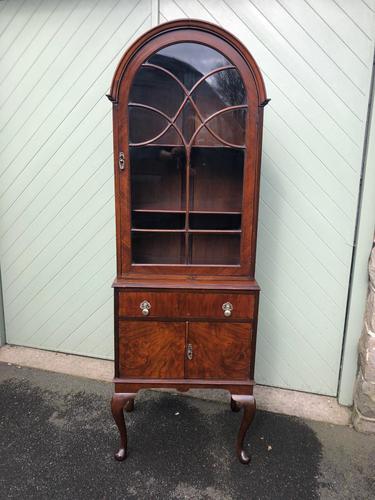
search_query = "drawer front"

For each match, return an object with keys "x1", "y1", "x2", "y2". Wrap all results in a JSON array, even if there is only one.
[
  {"x1": 118, "y1": 291, "x2": 185, "y2": 318},
  {"x1": 118, "y1": 321, "x2": 185, "y2": 378},
  {"x1": 186, "y1": 292, "x2": 255, "y2": 320},
  {"x1": 118, "y1": 291, "x2": 257, "y2": 320},
  {"x1": 186, "y1": 322, "x2": 252, "y2": 380}
]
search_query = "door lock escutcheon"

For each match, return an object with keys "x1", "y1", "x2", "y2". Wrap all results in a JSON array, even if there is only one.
[
  {"x1": 187, "y1": 343, "x2": 193, "y2": 360},
  {"x1": 119, "y1": 151, "x2": 125, "y2": 170}
]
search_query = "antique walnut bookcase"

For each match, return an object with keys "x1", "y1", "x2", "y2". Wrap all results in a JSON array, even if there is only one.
[{"x1": 107, "y1": 20, "x2": 268, "y2": 464}]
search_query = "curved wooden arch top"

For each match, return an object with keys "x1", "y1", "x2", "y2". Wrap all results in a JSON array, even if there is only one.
[{"x1": 107, "y1": 19, "x2": 268, "y2": 106}]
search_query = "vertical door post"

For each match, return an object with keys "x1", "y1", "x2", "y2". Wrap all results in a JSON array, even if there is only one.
[{"x1": 0, "y1": 268, "x2": 5, "y2": 346}]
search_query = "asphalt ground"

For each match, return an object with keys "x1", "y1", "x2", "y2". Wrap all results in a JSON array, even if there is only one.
[{"x1": 0, "y1": 362, "x2": 373, "y2": 499}]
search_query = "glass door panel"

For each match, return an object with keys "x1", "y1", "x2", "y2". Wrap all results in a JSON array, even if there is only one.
[
  {"x1": 129, "y1": 65, "x2": 184, "y2": 117},
  {"x1": 132, "y1": 233, "x2": 185, "y2": 264},
  {"x1": 189, "y1": 234, "x2": 241, "y2": 265},
  {"x1": 147, "y1": 42, "x2": 231, "y2": 88},
  {"x1": 128, "y1": 41, "x2": 247, "y2": 267},
  {"x1": 189, "y1": 213, "x2": 241, "y2": 230},
  {"x1": 191, "y1": 68, "x2": 246, "y2": 118},
  {"x1": 130, "y1": 146, "x2": 186, "y2": 211},
  {"x1": 189, "y1": 148, "x2": 244, "y2": 212}
]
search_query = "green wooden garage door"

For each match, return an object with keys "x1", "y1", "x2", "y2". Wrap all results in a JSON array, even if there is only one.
[{"x1": 0, "y1": 0, "x2": 374, "y2": 396}]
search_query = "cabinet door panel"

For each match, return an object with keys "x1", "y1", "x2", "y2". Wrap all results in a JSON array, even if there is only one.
[
  {"x1": 187, "y1": 323, "x2": 251, "y2": 380},
  {"x1": 119, "y1": 321, "x2": 185, "y2": 378}
]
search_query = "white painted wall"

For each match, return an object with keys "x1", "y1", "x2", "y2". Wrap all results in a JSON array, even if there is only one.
[{"x1": 0, "y1": 0, "x2": 374, "y2": 397}]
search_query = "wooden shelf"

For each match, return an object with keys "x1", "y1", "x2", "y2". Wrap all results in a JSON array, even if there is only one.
[
  {"x1": 133, "y1": 209, "x2": 241, "y2": 215},
  {"x1": 133, "y1": 209, "x2": 186, "y2": 214},
  {"x1": 188, "y1": 230, "x2": 241, "y2": 234},
  {"x1": 190, "y1": 210, "x2": 242, "y2": 215},
  {"x1": 134, "y1": 144, "x2": 245, "y2": 149},
  {"x1": 131, "y1": 229, "x2": 185, "y2": 233},
  {"x1": 131, "y1": 229, "x2": 241, "y2": 234}
]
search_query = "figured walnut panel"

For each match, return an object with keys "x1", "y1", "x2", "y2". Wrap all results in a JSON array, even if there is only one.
[
  {"x1": 187, "y1": 322, "x2": 252, "y2": 380},
  {"x1": 119, "y1": 321, "x2": 185, "y2": 378}
]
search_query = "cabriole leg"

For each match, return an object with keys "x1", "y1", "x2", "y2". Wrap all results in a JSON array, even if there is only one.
[
  {"x1": 111, "y1": 393, "x2": 136, "y2": 461},
  {"x1": 231, "y1": 395, "x2": 256, "y2": 464}
]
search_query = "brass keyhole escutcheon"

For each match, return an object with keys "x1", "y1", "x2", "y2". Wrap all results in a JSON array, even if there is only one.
[
  {"x1": 119, "y1": 151, "x2": 125, "y2": 170},
  {"x1": 187, "y1": 343, "x2": 193, "y2": 360}
]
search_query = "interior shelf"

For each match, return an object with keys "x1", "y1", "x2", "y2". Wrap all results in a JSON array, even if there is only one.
[
  {"x1": 188, "y1": 230, "x2": 241, "y2": 234},
  {"x1": 190, "y1": 210, "x2": 242, "y2": 215},
  {"x1": 132, "y1": 209, "x2": 186, "y2": 213},
  {"x1": 132, "y1": 209, "x2": 241, "y2": 215},
  {"x1": 131, "y1": 229, "x2": 185, "y2": 233}
]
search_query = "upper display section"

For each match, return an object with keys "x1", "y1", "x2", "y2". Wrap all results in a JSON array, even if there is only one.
[
  {"x1": 108, "y1": 20, "x2": 268, "y2": 277},
  {"x1": 128, "y1": 42, "x2": 247, "y2": 148}
]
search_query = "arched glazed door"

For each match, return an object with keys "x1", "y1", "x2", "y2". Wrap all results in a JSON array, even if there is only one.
[{"x1": 109, "y1": 21, "x2": 267, "y2": 277}]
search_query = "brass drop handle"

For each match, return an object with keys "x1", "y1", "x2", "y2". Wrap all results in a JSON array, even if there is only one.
[
  {"x1": 140, "y1": 300, "x2": 151, "y2": 316},
  {"x1": 222, "y1": 302, "x2": 233, "y2": 318},
  {"x1": 187, "y1": 343, "x2": 193, "y2": 360}
]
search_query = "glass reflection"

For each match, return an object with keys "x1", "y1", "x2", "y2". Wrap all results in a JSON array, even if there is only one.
[
  {"x1": 192, "y1": 68, "x2": 246, "y2": 119},
  {"x1": 129, "y1": 65, "x2": 184, "y2": 118},
  {"x1": 147, "y1": 42, "x2": 230, "y2": 89}
]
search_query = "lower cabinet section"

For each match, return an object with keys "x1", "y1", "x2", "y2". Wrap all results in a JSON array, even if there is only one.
[{"x1": 118, "y1": 320, "x2": 252, "y2": 380}]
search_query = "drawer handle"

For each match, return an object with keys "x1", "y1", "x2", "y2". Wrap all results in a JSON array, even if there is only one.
[
  {"x1": 222, "y1": 302, "x2": 233, "y2": 318},
  {"x1": 140, "y1": 300, "x2": 151, "y2": 316}
]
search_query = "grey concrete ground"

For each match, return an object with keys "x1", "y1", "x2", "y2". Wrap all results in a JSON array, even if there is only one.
[{"x1": 0, "y1": 363, "x2": 373, "y2": 500}]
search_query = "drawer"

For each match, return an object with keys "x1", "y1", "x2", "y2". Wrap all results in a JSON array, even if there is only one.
[
  {"x1": 118, "y1": 291, "x2": 256, "y2": 320},
  {"x1": 118, "y1": 291, "x2": 185, "y2": 318},
  {"x1": 186, "y1": 292, "x2": 256, "y2": 320}
]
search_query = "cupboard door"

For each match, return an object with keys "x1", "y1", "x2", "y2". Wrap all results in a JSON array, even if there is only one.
[
  {"x1": 122, "y1": 36, "x2": 258, "y2": 275},
  {"x1": 119, "y1": 321, "x2": 185, "y2": 378},
  {"x1": 186, "y1": 323, "x2": 252, "y2": 380}
]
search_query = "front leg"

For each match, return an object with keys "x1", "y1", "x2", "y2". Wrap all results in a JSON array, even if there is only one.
[
  {"x1": 111, "y1": 393, "x2": 136, "y2": 461},
  {"x1": 231, "y1": 395, "x2": 256, "y2": 464}
]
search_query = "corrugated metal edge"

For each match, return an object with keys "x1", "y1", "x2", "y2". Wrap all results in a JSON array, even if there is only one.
[
  {"x1": 338, "y1": 47, "x2": 375, "y2": 406},
  {"x1": 0, "y1": 268, "x2": 6, "y2": 346}
]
